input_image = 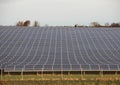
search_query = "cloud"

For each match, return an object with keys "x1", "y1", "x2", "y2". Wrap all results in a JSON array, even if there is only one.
[
  {"x1": 0, "y1": 0, "x2": 15, "y2": 3},
  {"x1": 0, "y1": 0, "x2": 23, "y2": 4}
]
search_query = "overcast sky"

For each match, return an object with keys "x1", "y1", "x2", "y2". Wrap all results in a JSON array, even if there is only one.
[{"x1": 0, "y1": 0, "x2": 120, "y2": 26}]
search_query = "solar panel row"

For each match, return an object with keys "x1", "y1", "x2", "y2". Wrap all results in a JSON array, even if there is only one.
[
  {"x1": 0, "y1": 26, "x2": 120, "y2": 72},
  {"x1": 4, "y1": 64, "x2": 120, "y2": 71}
]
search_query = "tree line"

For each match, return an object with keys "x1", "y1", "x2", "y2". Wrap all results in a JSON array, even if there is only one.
[
  {"x1": 16, "y1": 20, "x2": 120, "y2": 27},
  {"x1": 75, "y1": 22, "x2": 120, "y2": 27},
  {"x1": 16, "y1": 20, "x2": 40, "y2": 27},
  {"x1": 90, "y1": 22, "x2": 120, "y2": 27}
]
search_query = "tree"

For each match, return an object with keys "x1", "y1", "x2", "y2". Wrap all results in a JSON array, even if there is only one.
[
  {"x1": 23, "y1": 20, "x2": 30, "y2": 26},
  {"x1": 74, "y1": 24, "x2": 78, "y2": 27},
  {"x1": 104, "y1": 23, "x2": 109, "y2": 27},
  {"x1": 16, "y1": 21, "x2": 24, "y2": 26},
  {"x1": 33, "y1": 21, "x2": 40, "y2": 27},
  {"x1": 90, "y1": 22, "x2": 101, "y2": 27},
  {"x1": 45, "y1": 24, "x2": 48, "y2": 27},
  {"x1": 110, "y1": 23, "x2": 120, "y2": 27}
]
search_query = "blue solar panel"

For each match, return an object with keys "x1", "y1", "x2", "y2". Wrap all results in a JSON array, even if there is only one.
[{"x1": 0, "y1": 26, "x2": 120, "y2": 72}]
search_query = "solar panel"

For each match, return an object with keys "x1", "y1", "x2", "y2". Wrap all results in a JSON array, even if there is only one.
[{"x1": 0, "y1": 26, "x2": 120, "y2": 72}]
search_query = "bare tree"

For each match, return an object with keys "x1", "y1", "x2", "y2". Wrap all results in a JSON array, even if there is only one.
[
  {"x1": 16, "y1": 21, "x2": 24, "y2": 26},
  {"x1": 34, "y1": 21, "x2": 40, "y2": 27},
  {"x1": 104, "y1": 23, "x2": 109, "y2": 27},
  {"x1": 90, "y1": 22, "x2": 101, "y2": 27}
]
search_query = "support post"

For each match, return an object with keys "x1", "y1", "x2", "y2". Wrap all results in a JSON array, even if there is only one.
[
  {"x1": 83, "y1": 71, "x2": 85, "y2": 75},
  {"x1": 8, "y1": 71, "x2": 10, "y2": 76},
  {"x1": 61, "y1": 70, "x2": 63, "y2": 80},
  {"x1": 21, "y1": 69, "x2": 23, "y2": 80},
  {"x1": 100, "y1": 69, "x2": 103, "y2": 77},
  {"x1": 81, "y1": 68, "x2": 83, "y2": 79},
  {"x1": 42, "y1": 70, "x2": 43, "y2": 80},
  {"x1": 37, "y1": 71, "x2": 38, "y2": 76},
  {"x1": 115, "y1": 71, "x2": 117, "y2": 75},
  {"x1": 68, "y1": 71, "x2": 70, "y2": 79},
  {"x1": 52, "y1": 71, "x2": 54, "y2": 76}
]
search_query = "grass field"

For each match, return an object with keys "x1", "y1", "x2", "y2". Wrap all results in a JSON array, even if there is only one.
[
  {"x1": 0, "y1": 74, "x2": 120, "y2": 85},
  {"x1": 0, "y1": 80, "x2": 120, "y2": 85},
  {"x1": 1, "y1": 74, "x2": 120, "y2": 80}
]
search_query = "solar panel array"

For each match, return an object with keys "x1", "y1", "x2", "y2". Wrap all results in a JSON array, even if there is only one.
[{"x1": 0, "y1": 26, "x2": 120, "y2": 72}]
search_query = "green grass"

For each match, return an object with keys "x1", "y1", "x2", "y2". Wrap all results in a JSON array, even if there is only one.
[
  {"x1": 1, "y1": 74, "x2": 120, "y2": 80},
  {"x1": 0, "y1": 80, "x2": 120, "y2": 85},
  {"x1": 0, "y1": 74, "x2": 120, "y2": 85}
]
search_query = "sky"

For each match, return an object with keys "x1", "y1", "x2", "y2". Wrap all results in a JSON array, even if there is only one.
[{"x1": 0, "y1": 0, "x2": 120, "y2": 26}]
